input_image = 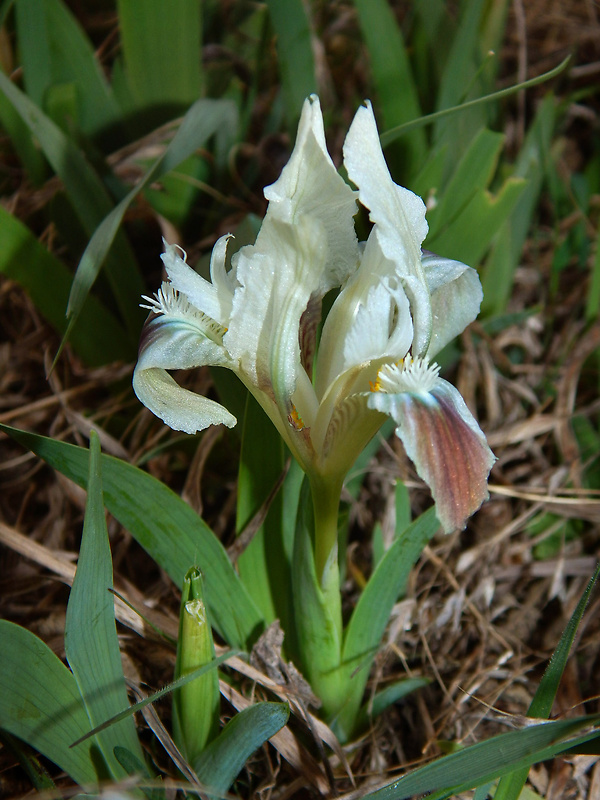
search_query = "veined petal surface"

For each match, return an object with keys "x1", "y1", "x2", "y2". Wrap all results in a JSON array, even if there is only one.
[
  {"x1": 318, "y1": 232, "x2": 413, "y2": 395},
  {"x1": 368, "y1": 362, "x2": 495, "y2": 532}
]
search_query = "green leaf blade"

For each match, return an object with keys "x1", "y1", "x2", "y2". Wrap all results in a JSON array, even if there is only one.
[
  {"x1": 117, "y1": 0, "x2": 203, "y2": 112},
  {"x1": 0, "y1": 70, "x2": 144, "y2": 343},
  {"x1": 0, "y1": 206, "x2": 132, "y2": 365},
  {"x1": 194, "y1": 702, "x2": 290, "y2": 795},
  {"x1": 353, "y1": 0, "x2": 426, "y2": 172},
  {"x1": 265, "y1": 0, "x2": 316, "y2": 128},
  {"x1": 16, "y1": 0, "x2": 121, "y2": 137},
  {"x1": 0, "y1": 423, "x2": 264, "y2": 650},
  {"x1": 0, "y1": 620, "x2": 101, "y2": 787},
  {"x1": 361, "y1": 716, "x2": 600, "y2": 800},
  {"x1": 336, "y1": 507, "x2": 440, "y2": 739},
  {"x1": 64, "y1": 432, "x2": 145, "y2": 778}
]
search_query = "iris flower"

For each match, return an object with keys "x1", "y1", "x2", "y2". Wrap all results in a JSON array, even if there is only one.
[{"x1": 133, "y1": 96, "x2": 495, "y2": 572}]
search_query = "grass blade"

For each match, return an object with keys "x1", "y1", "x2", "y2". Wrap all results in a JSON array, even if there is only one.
[
  {"x1": 380, "y1": 56, "x2": 570, "y2": 146},
  {"x1": 482, "y1": 94, "x2": 556, "y2": 315},
  {"x1": 0, "y1": 423, "x2": 264, "y2": 650},
  {"x1": 361, "y1": 715, "x2": 600, "y2": 800},
  {"x1": 60, "y1": 97, "x2": 238, "y2": 366},
  {"x1": 0, "y1": 620, "x2": 101, "y2": 787},
  {"x1": 16, "y1": 0, "x2": 120, "y2": 137},
  {"x1": 71, "y1": 650, "x2": 238, "y2": 747},
  {"x1": 433, "y1": 0, "x2": 488, "y2": 147},
  {"x1": 425, "y1": 175, "x2": 527, "y2": 266},
  {"x1": 64, "y1": 431, "x2": 145, "y2": 778},
  {"x1": 426, "y1": 127, "x2": 506, "y2": 239},
  {"x1": 117, "y1": 0, "x2": 202, "y2": 112},
  {"x1": 353, "y1": 0, "x2": 426, "y2": 173},
  {"x1": 355, "y1": 677, "x2": 430, "y2": 732},
  {"x1": 494, "y1": 562, "x2": 600, "y2": 800},
  {"x1": 265, "y1": 0, "x2": 316, "y2": 128},
  {"x1": 0, "y1": 70, "x2": 145, "y2": 343},
  {"x1": 0, "y1": 205, "x2": 132, "y2": 365},
  {"x1": 587, "y1": 229, "x2": 600, "y2": 321}
]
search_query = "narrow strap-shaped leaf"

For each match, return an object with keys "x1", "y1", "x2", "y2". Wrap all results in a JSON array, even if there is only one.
[
  {"x1": 425, "y1": 175, "x2": 527, "y2": 266},
  {"x1": 353, "y1": 0, "x2": 426, "y2": 172},
  {"x1": 355, "y1": 677, "x2": 430, "y2": 732},
  {"x1": 0, "y1": 620, "x2": 101, "y2": 787},
  {"x1": 0, "y1": 423, "x2": 264, "y2": 650},
  {"x1": 482, "y1": 93, "x2": 556, "y2": 315},
  {"x1": 194, "y1": 702, "x2": 290, "y2": 795},
  {"x1": 117, "y1": 0, "x2": 202, "y2": 110},
  {"x1": 361, "y1": 715, "x2": 600, "y2": 800},
  {"x1": 426, "y1": 128, "x2": 506, "y2": 239},
  {"x1": 265, "y1": 0, "x2": 316, "y2": 128},
  {"x1": 0, "y1": 205, "x2": 132, "y2": 365},
  {"x1": 335, "y1": 507, "x2": 439, "y2": 739},
  {"x1": 65, "y1": 431, "x2": 145, "y2": 777},
  {"x1": 494, "y1": 562, "x2": 600, "y2": 800},
  {"x1": 0, "y1": 70, "x2": 144, "y2": 342},
  {"x1": 59, "y1": 97, "x2": 238, "y2": 366},
  {"x1": 236, "y1": 393, "x2": 289, "y2": 627},
  {"x1": 16, "y1": 0, "x2": 121, "y2": 137}
]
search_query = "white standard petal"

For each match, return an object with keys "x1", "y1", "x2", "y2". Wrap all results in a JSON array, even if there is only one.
[
  {"x1": 317, "y1": 229, "x2": 413, "y2": 397},
  {"x1": 225, "y1": 215, "x2": 324, "y2": 426},
  {"x1": 263, "y1": 95, "x2": 359, "y2": 292},
  {"x1": 421, "y1": 252, "x2": 483, "y2": 359},
  {"x1": 161, "y1": 238, "x2": 234, "y2": 327},
  {"x1": 368, "y1": 361, "x2": 495, "y2": 533},
  {"x1": 343, "y1": 102, "x2": 432, "y2": 355}
]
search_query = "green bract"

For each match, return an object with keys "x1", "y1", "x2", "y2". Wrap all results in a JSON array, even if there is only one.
[{"x1": 133, "y1": 96, "x2": 495, "y2": 536}]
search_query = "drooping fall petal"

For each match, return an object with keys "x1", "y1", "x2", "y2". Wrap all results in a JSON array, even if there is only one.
[
  {"x1": 368, "y1": 362, "x2": 496, "y2": 532},
  {"x1": 133, "y1": 284, "x2": 236, "y2": 433}
]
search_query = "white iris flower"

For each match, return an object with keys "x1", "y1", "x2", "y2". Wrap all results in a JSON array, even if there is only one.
[{"x1": 133, "y1": 96, "x2": 495, "y2": 535}]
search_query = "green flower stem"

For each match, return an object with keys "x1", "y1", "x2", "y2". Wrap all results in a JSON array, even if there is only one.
[
  {"x1": 310, "y1": 474, "x2": 343, "y2": 590},
  {"x1": 291, "y1": 476, "x2": 348, "y2": 722},
  {"x1": 311, "y1": 474, "x2": 344, "y2": 687}
]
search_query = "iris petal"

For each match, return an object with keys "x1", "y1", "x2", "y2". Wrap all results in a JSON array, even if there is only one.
[
  {"x1": 264, "y1": 95, "x2": 359, "y2": 292},
  {"x1": 133, "y1": 367, "x2": 236, "y2": 433},
  {"x1": 343, "y1": 102, "x2": 432, "y2": 355},
  {"x1": 368, "y1": 374, "x2": 495, "y2": 532},
  {"x1": 422, "y1": 253, "x2": 483, "y2": 359},
  {"x1": 133, "y1": 284, "x2": 236, "y2": 433}
]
